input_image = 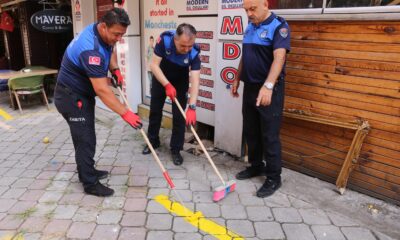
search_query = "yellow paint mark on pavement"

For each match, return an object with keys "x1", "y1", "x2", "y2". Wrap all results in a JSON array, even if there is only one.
[
  {"x1": 0, "y1": 234, "x2": 24, "y2": 240},
  {"x1": 0, "y1": 108, "x2": 12, "y2": 120},
  {"x1": 155, "y1": 195, "x2": 244, "y2": 240}
]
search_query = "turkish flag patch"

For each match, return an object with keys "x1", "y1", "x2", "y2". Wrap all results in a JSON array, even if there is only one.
[{"x1": 89, "y1": 56, "x2": 101, "y2": 65}]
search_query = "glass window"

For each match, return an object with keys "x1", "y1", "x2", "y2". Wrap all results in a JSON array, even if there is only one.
[
  {"x1": 326, "y1": 0, "x2": 400, "y2": 7},
  {"x1": 269, "y1": 0, "x2": 324, "y2": 9}
]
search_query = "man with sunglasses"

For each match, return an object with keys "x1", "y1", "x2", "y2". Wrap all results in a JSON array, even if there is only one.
[
  {"x1": 54, "y1": 8, "x2": 142, "y2": 197},
  {"x1": 142, "y1": 23, "x2": 201, "y2": 166}
]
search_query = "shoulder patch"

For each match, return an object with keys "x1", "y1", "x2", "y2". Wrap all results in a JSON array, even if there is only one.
[
  {"x1": 89, "y1": 56, "x2": 101, "y2": 65},
  {"x1": 156, "y1": 36, "x2": 162, "y2": 44},
  {"x1": 279, "y1": 28, "x2": 288, "y2": 38}
]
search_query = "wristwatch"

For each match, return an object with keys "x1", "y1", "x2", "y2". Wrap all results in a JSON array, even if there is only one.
[
  {"x1": 189, "y1": 104, "x2": 196, "y2": 110},
  {"x1": 263, "y1": 82, "x2": 274, "y2": 90}
]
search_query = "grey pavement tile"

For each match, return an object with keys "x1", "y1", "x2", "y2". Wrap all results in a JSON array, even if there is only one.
[
  {"x1": 0, "y1": 214, "x2": 24, "y2": 230},
  {"x1": 216, "y1": 190, "x2": 240, "y2": 205},
  {"x1": 239, "y1": 193, "x2": 265, "y2": 206},
  {"x1": 125, "y1": 187, "x2": 148, "y2": 199},
  {"x1": 272, "y1": 207, "x2": 303, "y2": 223},
  {"x1": 46, "y1": 181, "x2": 69, "y2": 191},
  {"x1": 8, "y1": 201, "x2": 36, "y2": 215},
  {"x1": 3, "y1": 168, "x2": 25, "y2": 177},
  {"x1": 36, "y1": 171, "x2": 58, "y2": 180},
  {"x1": 264, "y1": 191, "x2": 291, "y2": 208},
  {"x1": 221, "y1": 205, "x2": 247, "y2": 220},
  {"x1": 111, "y1": 166, "x2": 130, "y2": 175},
  {"x1": 0, "y1": 199, "x2": 17, "y2": 212},
  {"x1": 173, "y1": 190, "x2": 193, "y2": 202},
  {"x1": 172, "y1": 217, "x2": 198, "y2": 233},
  {"x1": 147, "y1": 188, "x2": 170, "y2": 199},
  {"x1": 195, "y1": 203, "x2": 221, "y2": 218},
  {"x1": 59, "y1": 192, "x2": 84, "y2": 205},
  {"x1": 193, "y1": 191, "x2": 214, "y2": 203},
  {"x1": 326, "y1": 212, "x2": 359, "y2": 227},
  {"x1": 312, "y1": 225, "x2": 346, "y2": 240},
  {"x1": 19, "y1": 190, "x2": 45, "y2": 201},
  {"x1": 31, "y1": 203, "x2": 57, "y2": 217},
  {"x1": 172, "y1": 179, "x2": 190, "y2": 190},
  {"x1": 97, "y1": 157, "x2": 116, "y2": 166},
  {"x1": 254, "y1": 221, "x2": 285, "y2": 239},
  {"x1": 118, "y1": 227, "x2": 146, "y2": 240},
  {"x1": 72, "y1": 207, "x2": 99, "y2": 222},
  {"x1": 28, "y1": 179, "x2": 51, "y2": 190},
  {"x1": 38, "y1": 191, "x2": 63, "y2": 203},
  {"x1": 0, "y1": 167, "x2": 9, "y2": 176},
  {"x1": 0, "y1": 177, "x2": 18, "y2": 186},
  {"x1": 130, "y1": 165, "x2": 149, "y2": 176},
  {"x1": 19, "y1": 217, "x2": 49, "y2": 233},
  {"x1": 53, "y1": 172, "x2": 74, "y2": 181},
  {"x1": 341, "y1": 227, "x2": 377, "y2": 240},
  {"x1": 146, "y1": 213, "x2": 173, "y2": 230},
  {"x1": 0, "y1": 186, "x2": 8, "y2": 196},
  {"x1": 108, "y1": 175, "x2": 129, "y2": 185},
  {"x1": 42, "y1": 219, "x2": 72, "y2": 237},
  {"x1": 90, "y1": 224, "x2": 121, "y2": 240},
  {"x1": 373, "y1": 231, "x2": 397, "y2": 240},
  {"x1": 80, "y1": 194, "x2": 104, "y2": 207},
  {"x1": 128, "y1": 175, "x2": 149, "y2": 187},
  {"x1": 120, "y1": 212, "x2": 147, "y2": 227},
  {"x1": 283, "y1": 223, "x2": 316, "y2": 240},
  {"x1": 189, "y1": 181, "x2": 210, "y2": 192},
  {"x1": 1, "y1": 188, "x2": 26, "y2": 199},
  {"x1": 97, "y1": 209, "x2": 123, "y2": 224},
  {"x1": 146, "y1": 200, "x2": 170, "y2": 214},
  {"x1": 53, "y1": 205, "x2": 79, "y2": 219},
  {"x1": 0, "y1": 231, "x2": 16, "y2": 239},
  {"x1": 12, "y1": 178, "x2": 33, "y2": 188},
  {"x1": 227, "y1": 220, "x2": 255, "y2": 238},
  {"x1": 146, "y1": 230, "x2": 173, "y2": 240},
  {"x1": 124, "y1": 198, "x2": 148, "y2": 211},
  {"x1": 0, "y1": 161, "x2": 18, "y2": 168},
  {"x1": 22, "y1": 169, "x2": 42, "y2": 178},
  {"x1": 66, "y1": 221, "x2": 96, "y2": 239},
  {"x1": 299, "y1": 209, "x2": 331, "y2": 225},
  {"x1": 246, "y1": 206, "x2": 274, "y2": 221},
  {"x1": 168, "y1": 169, "x2": 187, "y2": 179},
  {"x1": 102, "y1": 196, "x2": 125, "y2": 209},
  {"x1": 59, "y1": 164, "x2": 76, "y2": 172},
  {"x1": 149, "y1": 177, "x2": 169, "y2": 188},
  {"x1": 288, "y1": 196, "x2": 314, "y2": 209},
  {"x1": 22, "y1": 233, "x2": 41, "y2": 240},
  {"x1": 174, "y1": 232, "x2": 202, "y2": 240}
]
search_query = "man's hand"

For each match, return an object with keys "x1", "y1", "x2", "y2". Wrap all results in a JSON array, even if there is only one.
[
  {"x1": 164, "y1": 83, "x2": 176, "y2": 102},
  {"x1": 231, "y1": 78, "x2": 240, "y2": 98},
  {"x1": 111, "y1": 68, "x2": 124, "y2": 87},
  {"x1": 186, "y1": 108, "x2": 196, "y2": 126},
  {"x1": 121, "y1": 110, "x2": 142, "y2": 129},
  {"x1": 256, "y1": 86, "x2": 273, "y2": 106}
]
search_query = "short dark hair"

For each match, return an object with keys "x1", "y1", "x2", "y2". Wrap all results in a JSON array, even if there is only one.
[
  {"x1": 176, "y1": 23, "x2": 197, "y2": 38},
  {"x1": 150, "y1": 36, "x2": 154, "y2": 40},
  {"x1": 100, "y1": 8, "x2": 130, "y2": 27}
]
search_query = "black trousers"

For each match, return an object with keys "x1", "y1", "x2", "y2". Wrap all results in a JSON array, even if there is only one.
[
  {"x1": 242, "y1": 80, "x2": 284, "y2": 181},
  {"x1": 54, "y1": 84, "x2": 97, "y2": 186},
  {"x1": 147, "y1": 77, "x2": 189, "y2": 152}
]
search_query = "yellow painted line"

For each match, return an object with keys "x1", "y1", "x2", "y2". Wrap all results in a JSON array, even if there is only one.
[
  {"x1": 0, "y1": 108, "x2": 13, "y2": 120},
  {"x1": 0, "y1": 234, "x2": 24, "y2": 240},
  {"x1": 155, "y1": 195, "x2": 244, "y2": 240}
]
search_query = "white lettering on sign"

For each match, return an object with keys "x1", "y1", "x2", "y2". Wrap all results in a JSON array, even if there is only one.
[{"x1": 34, "y1": 15, "x2": 72, "y2": 25}]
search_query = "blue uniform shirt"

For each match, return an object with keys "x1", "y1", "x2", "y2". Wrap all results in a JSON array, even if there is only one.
[
  {"x1": 241, "y1": 13, "x2": 290, "y2": 84},
  {"x1": 154, "y1": 30, "x2": 201, "y2": 82},
  {"x1": 57, "y1": 23, "x2": 112, "y2": 97}
]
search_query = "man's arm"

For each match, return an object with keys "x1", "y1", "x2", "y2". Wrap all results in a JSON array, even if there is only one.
[
  {"x1": 150, "y1": 54, "x2": 169, "y2": 86},
  {"x1": 90, "y1": 77, "x2": 127, "y2": 115},
  {"x1": 231, "y1": 57, "x2": 243, "y2": 97},
  {"x1": 188, "y1": 70, "x2": 200, "y2": 105},
  {"x1": 109, "y1": 48, "x2": 119, "y2": 71}
]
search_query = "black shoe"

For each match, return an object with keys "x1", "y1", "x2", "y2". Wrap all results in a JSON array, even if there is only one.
[
  {"x1": 171, "y1": 151, "x2": 183, "y2": 166},
  {"x1": 95, "y1": 169, "x2": 109, "y2": 180},
  {"x1": 142, "y1": 145, "x2": 159, "y2": 155},
  {"x1": 256, "y1": 179, "x2": 281, "y2": 198},
  {"x1": 235, "y1": 167, "x2": 264, "y2": 180},
  {"x1": 84, "y1": 182, "x2": 114, "y2": 197}
]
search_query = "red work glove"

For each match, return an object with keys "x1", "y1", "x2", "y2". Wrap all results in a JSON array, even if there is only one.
[
  {"x1": 111, "y1": 68, "x2": 124, "y2": 87},
  {"x1": 164, "y1": 83, "x2": 176, "y2": 102},
  {"x1": 186, "y1": 108, "x2": 196, "y2": 126},
  {"x1": 121, "y1": 110, "x2": 142, "y2": 129}
]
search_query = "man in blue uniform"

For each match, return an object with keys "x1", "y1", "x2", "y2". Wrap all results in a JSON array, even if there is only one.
[
  {"x1": 231, "y1": 0, "x2": 290, "y2": 198},
  {"x1": 54, "y1": 8, "x2": 142, "y2": 197},
  {"x1": 142, "y1": 23, "x2": 201, "y2": 166}
]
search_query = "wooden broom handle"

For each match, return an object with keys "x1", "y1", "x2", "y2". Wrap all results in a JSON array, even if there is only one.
[{"x1": 174, "y1": 99, "x2": 226, "y2": 186}]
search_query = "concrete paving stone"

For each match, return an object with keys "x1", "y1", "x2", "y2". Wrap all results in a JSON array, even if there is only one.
[
  {"x1": 66, "y1": 221, "x2": 96, "y2": 239},
  {"x1": 11, "y1": 178, "x2": 33, "y2": 189},
  {"x1": 100, "y1": 151, "x2": 118, "y2": 159},
  {"x1": 173, "y1": 190, "x2": 193, "y2": 202},
  {"x1": 53, "y1": 172, "x2": 74, "y2": 181},
  {"x1": 263, "y1": 191, "x2": 291, "y2": 208},
  {"x1": 36, "y1": 171, "x2": 58, "y2": 180},
  {"x1": 130, "y1": 165, "x2": 149, "y2": 176},
  {"x1": 0, "y1": 212, "x2": 5, "y2": 221},
  {"x1": 124, "y1": 198, "x2": 148, "y2": 211},
  {"x1": 19, "y1": 190, "x2": 45, "y2": 202},
  {"x1": 59, "y1": 192, "x2": 84, "y2": 204},
  {"x1": 217, "y1": 191, "x2": 240, "y2": 205},
  {"x1": 189, "y1": 181, "x2": 211, "y2": 192},
  {"x1": 23, "y1": 233, "x2": 41, "y2": 240},
  {"x1": 53, "y1": 205, "x2": 79, "y2": 219},
  {"x1": 118, "y1": 227, "x2": 146, "y2": 240},
  {"x1": 108, "y1": 175, "x2": 129, "y2": 185},
  {"x1": 19, "y1": 217, "x2": 49, "y2": 233},
  {"x1": 72, "y1": 207, "x2": 99, "y2": 222},
  {"x1": 147, "y1": 188, "x2": 170, "y2": 199},
  {"x1": 146, "y1": 200, "x2": 170, "y2": 214},
  {"x1": 8, "y1": 201, "x2": 36, "y2": 215},
  {"x1": 168, "y1": 169, "x2": 187, "y2": 179},
  {"x1": 56, "y1": 149, "x2": 73, "y2": 156},
  {"x1": 0, "y1": 214, "x2": 24, "y2": 230},
  {"x1": 0, "y1": 177, "x2": 18, "y2": 186},
  {"x1": 111, "y1": 166, "x2": 130, "y2": 175},
  {"x1": 193, "y1": 191, "x2": 214, "y2": 203},
  {"x1": 172, "y1": 179, "x2": 190, "y2": 190},
  {"x1": 174, "y1": 232, "x2": 202, "y2": 240},
  {"x1": 128, "y1": 175, "x2": 149, "y2": 187},
  {"x1": 28, "y1": 179, "x2": 51, "y2": 190},
  {"x1": 227, "y1": 220, "x2": 255, "y2": 238},
  {"x1": 221, "y1": 205, "x2": 247, "y2": 220},
  {"x1": 238, "y1": 193, "x2": 266, "y2": 206},
  {"x1": 0, "y1": 199, "x2": 17, "y2": 212},
  {"x1": 0, "y1": 186, "x2": 8, "y2": 196},
  {"x1": 146, "y1": 230, "x2": 173, "y2": 240},
  {"x1": 97, "y1": 209, "x2": 123, "y2": 224},
  {"x1": 299, "y1": 208, "x2": 331, "y2": 225},
  {"x1": 31, "y1": 203, "x2": 57, "y2": 217},
  {"x1": 120, "y1": 212, "x2": 147, "y2": 227},
  {"x1": 341, "y1": 227, "x2": 377, "y2": 240},
  {"x1": 102, "y1": 197, "x2": 125, "y2": 209},
  {"x1": 126, "y1": 187, "x2": 148, "y2": 199},
  {"x1": 272, "y1": 207, "x2": 303, "y2": 223},
  {"x1": 146, "y1": 214, "x2": 173, "y2": 230},
  {"x1": 38, "y1": 191, "x2": 63, "y2": 203},
  {"x1": 254, "y1": 221, "x2": 285, "y2": 239},
  {"x1": 1, "y1": 188, "x2": 26, "y2": 199},
  {"x1": 46, "y1": 181, "x2": 69, "y2": 191},
  {"x1": 65, "y1": 182, "x2": 84, "y2": 193},
  {"x1": 195, "y1": 203, "x2": 221, "y2": 218},
  {"x1": 90, "y1": 224, "x2": 121, "y2": 240},
  {"x1": 79, "y1": 194, "x2": 104, "y2": 207},
  {"x1": 0, "y1": 231, "x2": 16, "y2": 239},
  {"x1": 59, "y1": 164, "x2": 76, "y2": 172},
  {"x1": 97, "y1": 157, "x2": 116, "y2": 166},
  {"x1": 0, "y1": 161, "x2": 18, "y2": 168},
  {"x1": 326, "y1": 212, "x2": 359, "y2": 227},
  {"x1": 172, "y1": 217, "x2": 199, "y2": 233},
  {"x1": 0, "y1": 152, "x2": 12, "y2": 160},
  {"x1": 246, "y1": 206, "x2": 274, "y2": 221},
  {"x1": 373, "y1": 231, "x2": 397, "y2": 240},
  {"x1": 7, "y1": 153, "x2": 25, "y2": 161},
  {"x1": 0, "y1": 167, "x2": 9, "y2": 176},
  {"x1": 149, "y1": 178, "x2": 169, "y2": 188},
  {"x1": 288, "y1": 196, "x2": 314, "y2": 209},
  {"x1": 3, "y1": 168, "x2": 25, "y2": 177},
  {"x1": 311, "y1": 225, "x2": 346, "y2": 240},
  {"x1": 22, "y1": 169, "x2": 42, "y2": 178},
  {"x1": 283, "y1": 223, "x2": 316, "y2": 240}
]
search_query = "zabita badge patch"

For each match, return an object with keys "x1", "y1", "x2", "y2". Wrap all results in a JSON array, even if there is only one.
[
  {"x1": 89, "y1": 56, "x2": 101, "y2": 65},
  {"x1": 279, "y1": 28, "x2": 288, "y2": 38}
]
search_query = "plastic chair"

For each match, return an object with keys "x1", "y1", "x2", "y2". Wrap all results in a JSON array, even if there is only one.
[
  {"x1": 8, "y1": 74, "x2": 49, "y2": 114},
  {"x1": 22, "y1": 66, "x2": 57, "y2": 95}
]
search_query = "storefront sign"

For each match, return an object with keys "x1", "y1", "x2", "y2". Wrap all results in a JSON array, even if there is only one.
[{"x1": 30, "y1": 10, "x2": 72, "y2": 33}]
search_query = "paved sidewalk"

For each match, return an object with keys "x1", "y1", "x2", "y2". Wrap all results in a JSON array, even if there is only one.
[{"x1": 0, "y1": 96, "x2": 399, "y2": 240}]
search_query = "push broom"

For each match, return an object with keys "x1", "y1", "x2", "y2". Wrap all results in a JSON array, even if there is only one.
[{"x1": 174, "y1": 99, "x2": 236, "y2": 202}]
